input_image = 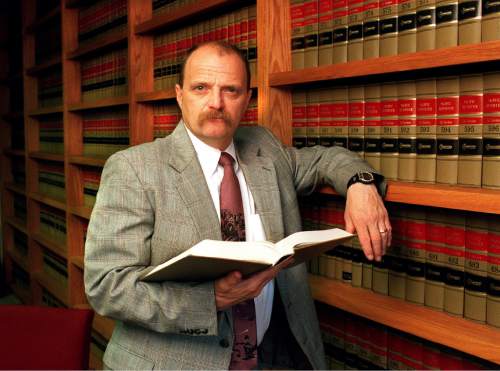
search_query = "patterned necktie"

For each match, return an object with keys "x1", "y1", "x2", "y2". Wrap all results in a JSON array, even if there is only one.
[{"x1": 219, "y1": 152, "x2": 258, "y2": 370}]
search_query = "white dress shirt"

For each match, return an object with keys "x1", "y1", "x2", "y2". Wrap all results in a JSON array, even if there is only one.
[{"x1": 186, "y1": 127, "x2": 274, "y2": 345}]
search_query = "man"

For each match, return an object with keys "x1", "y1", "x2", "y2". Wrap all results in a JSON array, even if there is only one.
[{"x1": 85, "y1": 41, "x2": 391, "y2": 370}]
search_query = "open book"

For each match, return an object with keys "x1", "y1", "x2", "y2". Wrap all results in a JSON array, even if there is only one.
[{"x1": 140, "y1": 228, "x2": 354, "y2": 282}]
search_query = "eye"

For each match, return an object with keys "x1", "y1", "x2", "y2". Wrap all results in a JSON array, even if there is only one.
[
  {"x1": 194, "y1": 85, "x2": 205, "y2": 91},
  {"x1": 224, "y1": 86, "x2": 238, "y2": 94}
]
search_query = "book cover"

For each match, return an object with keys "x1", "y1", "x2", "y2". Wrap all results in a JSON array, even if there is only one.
[
  {"x1": 304, "y1": 0, "x2": 320, "y2": 68},
  {"x1": 364, "y1": 84, "x2": 382, "y2": 172},
  {"x1": 482, "y1": 72, "x2": 500, "y2": 189},
  {"x1": 397, "y1": 81, "x2": 418, "y2": 182},
  {"x1": 435, "y1": 0, "x2": 458, "y2": 48},
  {"x1": 398, "y1": 0, "x2": 418, "y2": 54},
  {"x1": 82, "y1": 168, "x2": 101, "y2": 208},
  {"x1": 319, "y1": 88, "x2": 335, "y2": 147},
  {"x1": 436, "y1": 76, "x2": 460, "y2": 185},
  {"x1": 319, "y1": 0, "x2": 334, "y2": 65},
  {"x1": 388, "y1": 203, "x2": 407, "y2": 300},
  {"x1": 487, "y1": 216, "x2": 500, "y2": 327},
  {"x1": 464, "y1": 213, "x2": 488, "y2": 323},
  {"x1": 140, "y1": 228, "x2": 354, "y2": 282},
  {"x1": 363, "y1": 0, "x2": 380, "y2": 59},
  {"x1": 458, "y1": 0, "x2": 481, "y2": 44},
  {"x1": 333, "y1": 0, "x2": 349, "y2": 64},
  {"x1": 379, "y1": 0, "x2": 399, "y2": 56},
  {"x1": 405, "y1": 207, "x2": 426, "y2": 305},
  {"x1": 458, "y1": 74, "x2": 483, "y2": 187},
  {"x1": 416, "y1": 79, "x2": 437, "y2": 182},
  {"x1": 248, "y1": 6, "x2": 257, "y2": 77},
  {"x1": 348, "y1": 0, "x2": 365, "y2": 61},
  {"x1": 482, "y1": 0, "x2": 500, "y2": 41},
  {"x1": 369, "y1": 323, "x2": 388, "y2": 369},
  {"x1": 348, "y1": 85, "x2": 365, "y2": 158},
  {"x1": 291, "y1": 0, "x2": 306, "y2": 70},
  {"x1": 332, "y1": 86, "x2": 349, "y2": 148},
  {"x1": 416, "y1": 0, "x2": 437, "y2": 50},
  {"x1": 292, "y1": 89, "x2": 307, "y2": 148},
  {"x1": 380, "y1": 82, "x2": 399, "y2": 180},
  {"x1": 307, "y1": 89, "x2": 321, "y2": 147}
]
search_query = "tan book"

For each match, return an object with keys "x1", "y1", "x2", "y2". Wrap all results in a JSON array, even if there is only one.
[
  {"x1": 304, "y1": 0, "x2": 319, "y2": 68},
  {"x1": 482, "y1": 0, "x2": 500, "y2": 41},
  {"x1": 291, "y1": 0, "x2": 306, "y2": 70},
  {"x1": 333, "y1": 0, "x2": 349, "y2": 63},
  {"x1": 464, "y1": 213, "x2": 488, "y2": 323},
  {"x1": 351, "y1": 238, "x2": 364, "y2": 287},
  {"x1": 247, "y1": 6, "x2": 257, "y2": 78},
  {"x1": 482, "y1": 72, "x2": 500, "y2": 189},
  {"x1": 372, "y1": 258, "x2": 389, "y2": 295},
  {"x1": 319, "y1": 88, "x2": 335, "y2": 147},
  {"x1": 487, "y1": 216, "x2": 500, "y2": 327},
  {"x1": 379, "y1": 0, "x2": 399, "y2": 56},
  {"x1": 416, "y1": 78, "x2": 437, "y2": 183},
  {"x1": 405, "y1": 207, "x2": 426, "y2": 305},
  {"x1": 319, "y1": 0, "x2": 335, "y2": 65},
  {"x1": 435, "y1": 0, "x2": 458, "y2": 48},
  {"x1": 348, "y1": 85, "x2": 365, "y2": 158},
  {"x1": 141, "y1": 229, "x2": 353, "y2": 282},
  {"x1": 238, "y1": 7, "x2": 249, "y2": 60},
  {"x1": 363, "y1": 0, "x2": 380, "y2": 59},
  {"x1": 387, "y1": 204, "x2": 407, "y2": 300},
  {"x1": 444, "y1": 212, "x2": 466, "y2": 316},
  {"x1": 416, "y1": 0, "x2": 436, "y2": 50},
  {"x1": 332, "y1": 86, "x2": 349, "y2": 148},
  {"x1": 380, "y1": 82, "x2": 399, "y2": 180},
  {"x1": 307, "y1": 89, "x2": 321, "y2": 146},
  {"x1": 348, "y1": 0, "x2": 365, "y2": 61},
  {"x1": 292, "y1": 89, "x2": 308, "y2": 148},
  {"x1": 398, "y1": 0, "x2": 418, "y2": 54},
  {"x1": 397, "y1": 80, "x2": 417, "y2": 182},
  {"x1": 424, "y1": 209, "x2": 447, "y2": 310},
  {"x1": 458, "y1": 0, "x2": 481, "y2": 44},
  {"x1": 436, "y1": 76, "x2": 459, "y2": 185},
  {"x1": 364, "y1": 84, "x2": 382, "y2": 171},
  {"x1": 458, "y1": 74, "x2": 483, "y2": 187}
]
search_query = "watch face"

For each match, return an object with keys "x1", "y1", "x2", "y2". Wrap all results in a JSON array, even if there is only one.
[{"x1": 359, "y1": 172, "x2": 375, "y2": 183}]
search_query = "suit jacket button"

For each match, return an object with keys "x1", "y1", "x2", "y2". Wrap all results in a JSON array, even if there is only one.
[{"x1": 219, "y1": 339, "x2": 229, "y2": 348}]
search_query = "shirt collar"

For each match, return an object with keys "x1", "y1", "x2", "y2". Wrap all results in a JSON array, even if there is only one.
[{"x1": 185, "y1": 125, "x2": 239, "y2": 177}]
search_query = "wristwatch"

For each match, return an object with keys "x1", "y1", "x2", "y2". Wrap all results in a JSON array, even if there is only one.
[{"x1": 347, "y1": 171, "x2": 376, "y2": 189}]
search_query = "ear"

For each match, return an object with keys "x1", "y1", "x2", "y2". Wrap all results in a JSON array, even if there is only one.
[{"x1": 175, "y1": 84, "x2": 183, "y2": 109}]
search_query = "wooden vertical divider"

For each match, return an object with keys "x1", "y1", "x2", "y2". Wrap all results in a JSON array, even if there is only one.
[
  {"x1": 256, "y1": 0, "x2": 292, "y2": 145},
  {"x1": 128, "y1": 0, "x2": 154, "y2": 145}
]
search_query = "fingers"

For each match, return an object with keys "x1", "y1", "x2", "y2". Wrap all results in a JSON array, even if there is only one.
[{"x1": 356, "y1": 224, "x2": 374, "y2": 261}]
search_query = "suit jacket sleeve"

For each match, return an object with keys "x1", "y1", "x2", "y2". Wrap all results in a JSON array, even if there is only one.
[{"x1": 84, "y1": 152, "x2": 219, "y2": 335}]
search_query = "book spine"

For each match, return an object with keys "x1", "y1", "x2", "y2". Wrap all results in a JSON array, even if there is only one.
[
  {"x1": 333, "y1": 0, "x2": 349, "y2": 63},
  {"x1": 398, "y1": 0, "x2": 418, "y2": 55},
  {"x1": 458, "y1": 74, "x2": 483, "y2": 187},
  {"x1": 248, "y1": 6, "x2": 257, "y2": 77},
  {"x1": 482, "y1": 72, "x2": 500, "y2": 189},
  {"x1": 435, "y1": 0, "x2": 458, "y2": 48},
  {"x1": 363, "y1": 0, "x2": 381, "y2": 59},
  {"x1": 388, "y1": 203, "x2": 407, "y2": 300},
  {"x1": 293, "y1": 90, "x2": 308, "y2": 149},
  {"x1": 332, "y1": 86, "x2": 350, "y2": 148},
  {"x1": 416, "y1": 78, "x2": 437, "y2": 183},
  {"x1": 319, "y1": 88, "x2": 335, "y2": 147},
  {"x1": 397, "y1": 80, "x2": 418, "y2": 182},
  {"x1": 348, "y1": 85, "x2": 365, "y2": 158},
  {"x1": 319, "y1": 0, "x2": 335, "y2": 65},
  {"x1": 304, "y1": 0, "x2": 319, "y2": 68},
  {"x1": 348, "y1": 0, "x2": 365, "y2": 61},
  {"x1": 291, "y1": 0, "x2": 306, "y2": 70},
  {"x1": 416, "y1": 0, "x2": 437, "y2": 50},
  {"x1": 369, "y1": 323, "x2": 388, "y2": 369},
  {"x1": 405, "y1": 207, "x2": 427, "y2": 305},
  {"x1": 482, "y1": 0, "x2": 500, "y2": 40},
  {"x1": 379, "y1": 0, "x2": 399, "y2": 56},
  {"x1": 364, "y1": 84, "x2": 382, "y2": 171},
  {"x1": 487, "y1": 216, "x2": 500, "y2": 327},
  {"x1": 307, "y1": 89, "x2": 321, "y2": 146},
  {"x1": 380, "y1": 82, "x2": 399, "y2": 180},
  {"x1": 436, "y1": 76, "x2": 460, "y2": 185},
  {"x1": 464, "y1": 213, "x2": 488, "y2": 323},
  {"x1": 458, "y1": 0, "x2": 481, "y2": 44}
]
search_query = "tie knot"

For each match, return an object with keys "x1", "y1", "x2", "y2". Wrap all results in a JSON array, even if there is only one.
[{"x1": 219, "y1": 152, "x2": 234, "y2": 168}]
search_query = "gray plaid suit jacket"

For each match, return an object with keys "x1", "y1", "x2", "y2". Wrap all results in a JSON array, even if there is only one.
[{"x1": 84, "y1": 122, "x2": 382, "y2": 370}]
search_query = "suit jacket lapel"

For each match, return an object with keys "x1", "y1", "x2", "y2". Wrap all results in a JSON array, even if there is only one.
[{"x1": 168, "y1": 122, "x2": 222, "y2": 241}]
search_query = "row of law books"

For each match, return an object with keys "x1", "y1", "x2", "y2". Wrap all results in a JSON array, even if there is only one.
[
  {"x1": 78, "y1": 0, "x2": 127, "y2": 46},
  {"x1": 82, "y1": 108, "x2": 129, "y2": 158},
  {"x1": 39, "y1": 115, "x2": 63, "y2": 155},
  {"x1": 34, "y1": 18, "x2": 61, "y2": 65},
  {"x1": 81, "y1": 48, "x2": 128, "y2": 102},
  {"x1": 153, "y1": 4, "x2": 257, "y2": 91},
  {"x1": 39, "y1": 205, "x2": 67, "y2": 244},
  {"x1": 316, "y1": 303, "x2": 495, "y2": 370},
  {"x1": 301, "y1": 197, "x2": 500, "y2": 328},
  {"x1": 290, "y1": 0, "x2": 500, "y2": 70},
  {"x1": 82, "y1": 168, "x2": 101, "y2": 208},
  {"x1": 38, "y1": 70, "x2": 63, "y2": 108},
  {"x1": 42, "y1": 249, "x2": 68, "y2": 288},
  {"x1": 292, "y1": 72, "x2": 500, "y2": 189},
  {"x1": 13, "y1": 194, "x2": 27, "y2": 224},
  {"x1": 153, "y1": 0, "x2": 197, "y2": 15},
  {"x1": 38, "y1": 162, "x2": 66, "y2": 201}
]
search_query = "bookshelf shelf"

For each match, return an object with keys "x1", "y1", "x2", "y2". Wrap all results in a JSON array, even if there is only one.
[
  {"x1": 7, "y1": 248, "x2": 30, "y2": 272},
  {"x1": 3, "y1": 148, "x2": 25, "y2": 157},
  {"x1": 28, "y1": 106, "x2": 64, "y2": 117},
  {"x1": 68, "y1": 155, "x2": 107, "y2": 167},
  {"x1": 269, "y1": 41, "x2": 500, "y2": 88},
  {"x1": 309, "y1": 275, "x2": 500, "y2": 364},
  {"x1": 29, "y1": 192, "x2": 66, "y2": 211},
  {"x1": 32, "y1": 232, "x2": 67, "y2": 259},
  {"x1": 29, "y1": 151, "x2": 64, "y2": 163},
  {"x1": 136, "y1": 89, "x2": 176, "y2": 103},
  {"x1": 2, "y1": 112, "x2": 24, "y2": 123},
  {"x1": 4, "y1": 182, "x2": 26, "y2": 196},
  {"x1": 32, "y1": 271, "x2": 69, "y2": 307},
  {"x1": 66, "y1": 30, "x2": 128, "y2": 60},
  {"x1": 67, "y1": 96, "x2": 129, "y2": 112},
  {"x1": 26, "y1": 55, "x2": 62, "y2": 76},
  {"x1": 319, "y1": 182, "x2": 500, "y2": 215},
  {"x1": 25, "y1": 6, "x2": 61, "y2": 33},
  {"x1": 69, "y1": 205, "x2": 92, "y2": 220},
  {"x1": 93, "y1": 312, "x2": 115, "y2": 340},
  {"x1": 135, "y1": 0, "x2": 250, "y2": 35},
  {"x1": 70, "y1": 256, "x2": 84, "y2": 270},
  {"x1": 5, "y1": 216, "x2": 28, "y2": 235}
]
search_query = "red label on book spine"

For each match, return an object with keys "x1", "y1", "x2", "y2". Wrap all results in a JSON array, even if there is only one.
[
  {"x1": 381, "y1": 101, "x2": 398, "y2": 116},
  {"x1": 365, "y1": 102, "x2": 381, "y2": 117},
  {"x1": 417, "y1": 118, "x2": 437, "y2": 126},
  {"x1": 484, "y1": 93, "x2": 500, "y2": 113},
  {"x1": 398, "y1": 99, "x2": 417, "y2": 115},
  {"x1": 459, "y1": 95, "x2": 483, "y2": 114},
  {"x1": 417, "y1": 98, "x2": 437, "y2": 115},
  {"x1": 437, "y1": 97, "x2": 459, "y2": 115},
  {"x1": 333, "y1": 103, "x2": 349, "y2": 117},
  {"x1": 466, "y1": 230, "x2": 488, "y2": 251}
]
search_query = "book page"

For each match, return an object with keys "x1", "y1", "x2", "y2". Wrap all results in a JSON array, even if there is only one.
[{"x1": 275, "y1": 228, "x2": 353, "y2": 255}]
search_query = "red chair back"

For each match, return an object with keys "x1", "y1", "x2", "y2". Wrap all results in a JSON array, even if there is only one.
[{"x1": 0, "y1": 305, "x2": 94, "y2": 370}]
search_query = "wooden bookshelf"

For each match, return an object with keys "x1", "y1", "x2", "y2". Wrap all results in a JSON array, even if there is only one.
[
  {"x1": 67, "y1": 96, "x2": 129, "y2": 112},
  {"x1": 7, "y1": 248, "x2": 30, "y2": 272},
  {"x1": 28, "y1": 106, "x2": 64, "y2": 116},
  {"x1": 269, "y1": 41, "x2": 500, "y2": 88},
  {"x1": 70, "y1": 256, "x2": 84, "y2": 270},
  {"x1": 10, "y1": 284, "x2": 32, "y2": 304},
  {"x1": 4, "y1": 216, "x2": 28, "y2": 235},
  {"x1": 29, "y1": 192, "x2": 66, "y2": 211},
  {"x1": 68, "y1": 155, "x2": 107, "y2": 167},
  {"x1": 3, "y1": 148, "x2": 25, "y2": 157},
  {"x1": 309, "y1": 275, "x2": 500, "y2": 364},
  {"x1": 29, "y1": 151, "x2": 64, "y2": 162},
  {"x1": 26, "y1": 55, "x2": 62, "y2": 76},
  {"x1": 32, "y1": 232, "x2": 67, "y2": 259},
  {"x1": 4, "y1": 182, "x2": 26, "y2": 196},
  {"x1": 68, "y1": 205, "x2": 92, "y2": 220},
  {"x1": 32, "y1": 271, "x2": 69, "y2": 307},
  {"x1": 65, "y1": 29, "x2": 128, "y2": 60},
  {"x1": 25, "y1": 6, "x2": 61, "y2": 33},
  {"x1": 136, "y1": 89, "x2": 177, "y2": 103}
]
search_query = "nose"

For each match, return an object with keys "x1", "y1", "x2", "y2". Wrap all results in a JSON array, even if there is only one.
[{"x1": 207, "y1": 87, "x2": 224, "y2": 110}]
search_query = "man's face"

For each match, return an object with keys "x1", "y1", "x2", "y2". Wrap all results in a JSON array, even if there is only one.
[{"x1": 175, "y1": 46, "x2": 252, "y2": 150}]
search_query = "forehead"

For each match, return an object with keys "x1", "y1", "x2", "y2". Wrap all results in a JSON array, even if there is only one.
[{"x1": 184, "y1": 46, "x2": 246, "y2": 85}]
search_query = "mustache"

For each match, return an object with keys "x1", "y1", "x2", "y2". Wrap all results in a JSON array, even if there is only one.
[{"x1": 199, "y1": 110, "x2": 232, "y2": 125}]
